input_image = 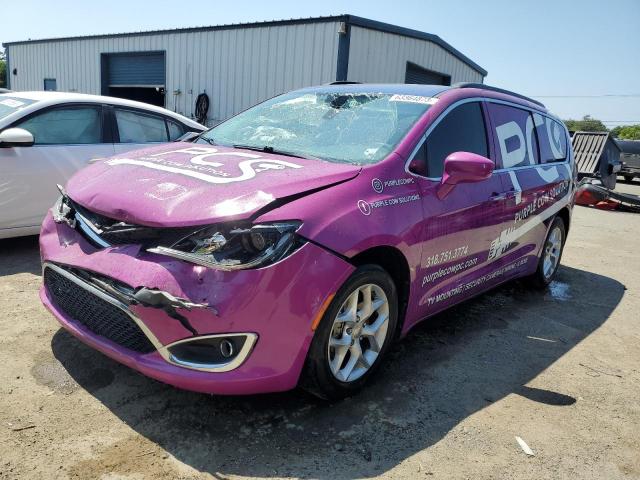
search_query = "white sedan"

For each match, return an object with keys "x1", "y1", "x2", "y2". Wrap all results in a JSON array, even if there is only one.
[{"x1": 0, "y1": 91, "x2": 205, "y2": 239}]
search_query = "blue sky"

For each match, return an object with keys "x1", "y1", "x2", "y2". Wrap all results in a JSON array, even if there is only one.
[{"x1": 3, "y1": 0, "x2": 639, "y2": 126}]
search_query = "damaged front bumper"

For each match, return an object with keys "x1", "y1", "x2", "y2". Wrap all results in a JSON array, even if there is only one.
[
  {"x1": 42, "y1": 262, "x2": 253, "y2": 373},
  {"x1": 39, "y1": 212, "x2": 354, "y2": 394}
]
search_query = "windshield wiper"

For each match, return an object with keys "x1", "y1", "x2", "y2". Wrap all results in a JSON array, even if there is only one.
[
  {"x1": 232, "y1": 144, "x2": 319, "y2": 161},
  {"x1": 199, "y1": 136, "x2": 217, "y2": 145}
]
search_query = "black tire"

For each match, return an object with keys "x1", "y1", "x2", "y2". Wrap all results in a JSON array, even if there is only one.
[
  {"x1": 527, "y1": 216, "x2": 566, "y2": 289},
  {"x1": 624, "y1": 175, "x2": 634, "y2": 183},
  {"x1": 301, "y1": 265, "x2": 398, "y2": 400}
]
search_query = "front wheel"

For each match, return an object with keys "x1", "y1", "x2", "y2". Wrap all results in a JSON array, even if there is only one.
[
  {"x1": 301, "y1": 265, "x2": 398, "y2": 400},
  {"x1": 528, "y1": 216, "x2": 566, "y2": 288},
  {"x1": 624, "y1": 175, "x2": 634, "y2": 183}
]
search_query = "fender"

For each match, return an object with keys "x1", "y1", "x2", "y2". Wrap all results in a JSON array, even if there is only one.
[{"x1": 256, "y1": 153, "x2": 423, "y2": 268}]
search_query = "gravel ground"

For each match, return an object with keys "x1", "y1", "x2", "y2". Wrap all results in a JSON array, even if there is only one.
[{"x1": 1, "y1": 181, "x2": 639, "y2": 480}]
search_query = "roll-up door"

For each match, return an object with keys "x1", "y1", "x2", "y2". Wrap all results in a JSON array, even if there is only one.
[
  {"x1": 405, "y1": 62, "x2": 451, "y2": 86},
  {"x1": 107, "y1": 52, "x2": 165, "y2": 87},
  {"x1": 101, "y1": 52, "x2": 166, "y2": 106}
]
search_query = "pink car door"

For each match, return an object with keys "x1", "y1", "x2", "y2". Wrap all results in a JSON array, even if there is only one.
[
  {"x1": 406, "y1": 100, "x2": 511, "y2": 319},
  {"x1": 485, "y1": 102, "x2": 571, "y2": 269}
]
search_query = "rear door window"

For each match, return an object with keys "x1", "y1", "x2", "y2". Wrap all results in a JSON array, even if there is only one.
[
  {"x1": 411, "y1": 101, "x2": 489, "y2": 178},
  {"x1": 534, "y1": 114, "x2": 567, "y2": 163},
  {"x1": 487, "y1": 103, "x2": 540, "y2": 168},
  {"x1": 115, "y1": 108, "x2": 168, "y2": 143},
  {"x1": 167, "y1": 120, "x2": 185, "y2": 141},
  {"x1": 15, "y1": 106, "x2": 102, "y2": 145}
]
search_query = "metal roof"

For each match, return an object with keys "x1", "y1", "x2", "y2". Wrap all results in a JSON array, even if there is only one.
[
  {"x1": 572, "y1": 131, "x2": 621, "y2": 173},
  {"x1": 2, "y1": 14, "x2": 487, "y2": 76}
]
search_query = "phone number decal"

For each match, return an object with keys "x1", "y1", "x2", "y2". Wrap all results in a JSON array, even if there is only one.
[{"x1": 425, "y1": 246, "x2": 469, "y2": 268}]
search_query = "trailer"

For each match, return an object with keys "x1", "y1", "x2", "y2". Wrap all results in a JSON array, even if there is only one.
[{"x1": 572, "y1": 131, "x2": 621, "y2": 190}]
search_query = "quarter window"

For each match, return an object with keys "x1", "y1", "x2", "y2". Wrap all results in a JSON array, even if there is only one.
[
  {"x1": 115, "y1": 109, "x2": 168, "y2": 143},
  {"x1": 15, "y1": 106, "x2": 102, "y2": 145},
  {"x1": 411, "y1": 101, "x2": 489, "y2": 178},
  {"x1": 534, "y1": 114, "x2": 567, "y2": 162}
]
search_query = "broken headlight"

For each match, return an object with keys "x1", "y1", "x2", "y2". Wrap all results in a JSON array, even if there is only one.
[
  {"x1": 52, "y1": 193, "x2": 76, "y2": 228},
  {"x1": 147, "y1": 221, "x2": 304, "y2": 271}
]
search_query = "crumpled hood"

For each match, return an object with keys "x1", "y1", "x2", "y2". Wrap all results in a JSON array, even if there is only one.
[{"x1": 66, "y1": 143, "x2": 361, "y2": 227}]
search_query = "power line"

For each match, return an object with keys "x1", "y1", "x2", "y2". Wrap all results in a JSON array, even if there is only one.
[{"x1": 532, "y1": 94, "x2": 640, "y2": 98}]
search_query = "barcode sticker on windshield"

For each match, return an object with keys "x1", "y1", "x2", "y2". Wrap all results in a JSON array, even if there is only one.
[
  {"x1": 0, "y1": 99, "x2": 25, "y2": 108},
  {"x1": 389, "y1": 95, "x2": 438, "y2": 105}
]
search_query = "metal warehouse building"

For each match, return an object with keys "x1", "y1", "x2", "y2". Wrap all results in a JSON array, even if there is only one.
[{"x1": 2, "y1": 15, "x2": 487, "y2": 125}]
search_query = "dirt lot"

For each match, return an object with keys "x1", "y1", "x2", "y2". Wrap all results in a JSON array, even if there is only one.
[{"x1": 1, "y1": 182, "x2": 639, "y2": 480}]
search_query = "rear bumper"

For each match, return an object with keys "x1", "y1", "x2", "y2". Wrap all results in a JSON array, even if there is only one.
[{"x1": 39, "y1": 213, "x2": 354, "y2": 394}]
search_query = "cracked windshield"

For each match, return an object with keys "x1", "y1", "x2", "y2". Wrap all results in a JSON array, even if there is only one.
[{"x1": 199, "y1": 91, "x2": 434, "y2": 164}]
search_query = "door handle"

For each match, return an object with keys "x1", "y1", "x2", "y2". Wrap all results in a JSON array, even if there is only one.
[
  {"x1": 506, "y1": 189, "x2": 523, "y2": 203},
  {"x1": 490, "y1": 192, "x2": 508, "y2": 201}
]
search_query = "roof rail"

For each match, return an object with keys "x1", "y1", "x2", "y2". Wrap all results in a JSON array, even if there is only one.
[
  {"x1": 452, "y1": 82, "x2": 545, "y2": 108},
  {"x1": 328, "y1": 81, "x2": 362, "y2": 85}
]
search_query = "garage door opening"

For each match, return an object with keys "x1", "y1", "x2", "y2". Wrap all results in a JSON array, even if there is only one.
[
  {"x1": 107, "y1": 86, "x2": 165, "y2": 106},
  {"x1": 405, "y1": 62, "x2": 451, "y2": 86},
  {"x1": 101, "y1": 52, "x2": 166, "y2": 107}
]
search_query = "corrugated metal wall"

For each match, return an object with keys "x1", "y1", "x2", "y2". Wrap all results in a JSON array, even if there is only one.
[
  {"x1": 6, "y1": 21, "x2": 484, "y2": 124},
  {"x1": 346, "y1": 26, "x2": 483, "y2": 85},
  {"x1": 6, "y1": 22, "x2": 341, "y2": 124}
]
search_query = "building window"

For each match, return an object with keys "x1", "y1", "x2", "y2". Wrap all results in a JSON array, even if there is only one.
[{"x1": 44, "y1": 79, "x2": 57, "y2": 91}]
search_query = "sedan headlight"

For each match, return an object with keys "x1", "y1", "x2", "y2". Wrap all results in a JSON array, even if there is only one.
[{"x1": 147, "y1": 221, "x2": 304, "y2": 271}]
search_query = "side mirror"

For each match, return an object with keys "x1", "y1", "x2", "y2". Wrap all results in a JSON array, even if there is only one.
[
  {"x1": 176, "y1": 131, "x2": 201, "y2": 143},
  {"x1": 0, "y1": 128, "x2": 35, "y2": 147},
  {"x1": 437, "y1": 151, "x2": 494, "y2": 199}
]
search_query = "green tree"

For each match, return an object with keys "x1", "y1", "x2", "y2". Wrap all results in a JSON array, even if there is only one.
[
  {"x1": 0, "y1": 50, "x2": 6, "y2": 89},
  {"x1": 610, "y1": 125, "x2": 623, "y2": 138},
  {"x1": 564, "y1": 115, "x2": 608, "y2": 133},
  {"x1": 610, "y1": 125, "x2": 640, "y2": 140}
]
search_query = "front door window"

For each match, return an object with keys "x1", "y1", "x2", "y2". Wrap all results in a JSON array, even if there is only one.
[{"x1": 16, "y1": 106, "x2": 102, "y2": 145}]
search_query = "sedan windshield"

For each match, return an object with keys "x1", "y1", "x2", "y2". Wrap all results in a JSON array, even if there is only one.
[
  {"x1": 198, "y1": 91, "x2": 434, "y2": 164},
  {"x1": 0, "y1": 97, "x2": 37, "y2": 121}
]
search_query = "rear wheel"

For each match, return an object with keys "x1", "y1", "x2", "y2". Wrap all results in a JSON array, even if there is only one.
[
  {"x1": 624, "y1": 175, "x2": 634, "y2": 183},
  {"x1": 528, "y1": 216, "x2": 566, "y2": 288},
  {"x1": 302, "y1": 265, "x2": 398, "y2": 400}
]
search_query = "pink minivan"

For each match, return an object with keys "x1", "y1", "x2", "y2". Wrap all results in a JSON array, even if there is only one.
[{"x1": 40, "y1": 83, "x2": 575, "y2": 399}]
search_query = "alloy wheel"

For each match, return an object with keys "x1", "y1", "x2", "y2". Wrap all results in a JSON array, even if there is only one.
[
  {"x1": 327, "y1": 284, "x2": 390, "y2": 382},
  {"x1": 543, "y1": 226, "x2": 562, "y2": 279}
]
